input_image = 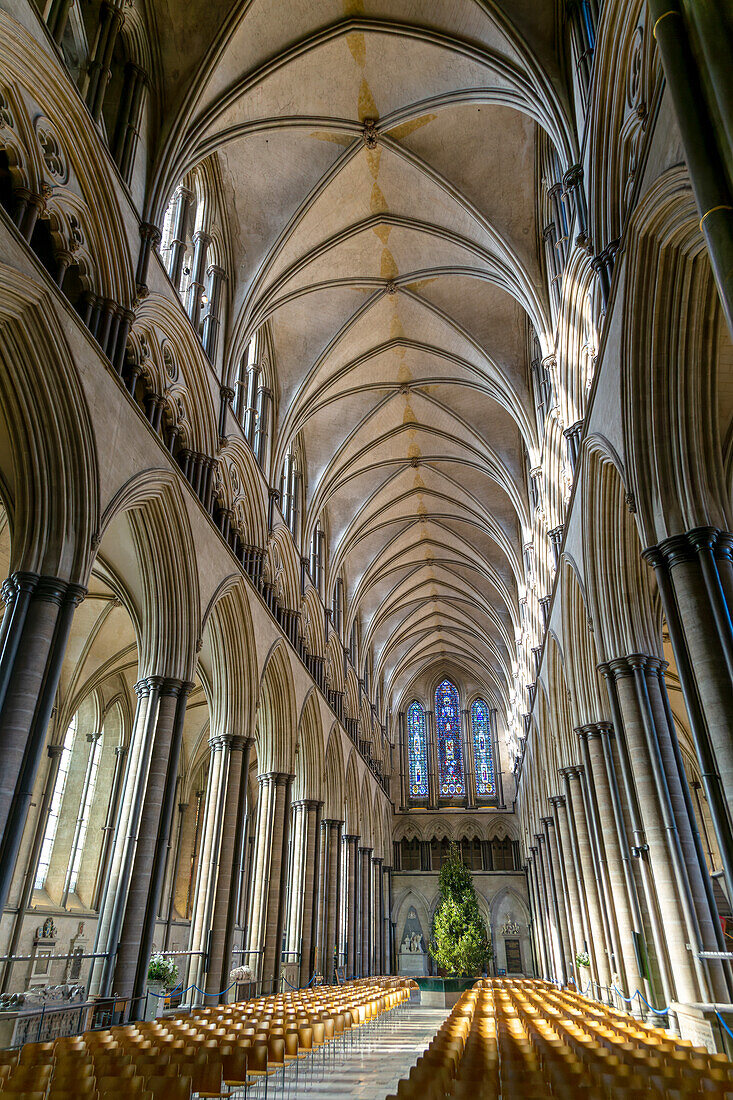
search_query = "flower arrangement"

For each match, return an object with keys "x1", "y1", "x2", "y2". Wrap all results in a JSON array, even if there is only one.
[
  {"x1": 575, "y1": 951, "x2": 590, "y2": 969},
  {"x1": 147, "y1": 953, "x2": 179, "y2": 990}
]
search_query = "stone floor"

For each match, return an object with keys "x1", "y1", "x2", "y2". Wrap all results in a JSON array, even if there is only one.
[{"x1": 240, "y1": 1002, "x2": 450, "y2": 1099}]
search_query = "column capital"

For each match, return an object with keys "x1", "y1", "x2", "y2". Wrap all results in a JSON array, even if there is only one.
[
  {"x1": 139, "y1": 221, "x2": 161, "y2": 247},
  {"x1": 358, "y1": 845, "x2": 373, "y2": 856},
  {"x1": 548, "y1": 794, "x2": 565, "y2": 807},
  {"x1": 114, "y1": 745, "x2": 128, "y2": 759},
  {"x1": 192, "y1": 229, "x2": 212, "y2": 247},
  {"x1": 343, "y1": 833, "x2": 360, "y2": 844},
  {"x1": 372, "y1": 855, "x2": 384, "y2": 866},
  {"x1": 321, "y1": 817, "x2": 341, "y2": 828},
  {"x1": 582, "y1": 721, "x2": 613, "y2": 740},
  {"x1": 559, "y1": 765, "x2": 583, "y2": 780},
  {"x1": 540, "y1": 816, "x2": 554, "y2": 827},
  {"x1": 258, "y1": 770, "x2": 293, "y2": 786},
  {"x1": 292, "y1": 798, "x2": 323, "y2": 811},
  {"x1": 529, "y1": 845, "x2": 538, "y2": 855},
  {"x1": 178, "y1": 801, "x2": 189, "y2": 813},
  {"x1": 47, "y1": 743, "x2": 65, "y2": 758}
]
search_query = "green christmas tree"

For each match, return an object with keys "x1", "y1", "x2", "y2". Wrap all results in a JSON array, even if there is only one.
[{"x1": 430, "y1": 843, "x2": 493, "y2": 977}]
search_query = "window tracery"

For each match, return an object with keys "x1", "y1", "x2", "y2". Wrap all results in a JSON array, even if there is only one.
[
  {"x1": 435, "y1": 679, "x2": 464, "y2": 798},
  {"x1": 407, "y1": 701, "x2": 428, "y2": 800},
  {"x1": 471, "y1": 698, "x2": 495, "y2": 798}
]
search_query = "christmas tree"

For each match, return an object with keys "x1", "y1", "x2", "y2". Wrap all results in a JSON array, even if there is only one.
[{"x1": 430, "y1": 843, "x2": 493, "y2": 977}]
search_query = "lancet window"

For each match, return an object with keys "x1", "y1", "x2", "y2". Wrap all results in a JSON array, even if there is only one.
[
  {"x1": 407, "y1": 701, "x2": 428, "y2": 800},
  {"x1": 435, "y1": 679, "x2": 464, "y2": 798},
  {"x1": 471, "y1": 698, "x2": 495, "y2": 798}
]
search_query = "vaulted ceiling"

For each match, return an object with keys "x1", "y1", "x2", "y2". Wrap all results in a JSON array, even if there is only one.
[{"x1": 154, "y1": 0, "x2": 572, "y2": 720}]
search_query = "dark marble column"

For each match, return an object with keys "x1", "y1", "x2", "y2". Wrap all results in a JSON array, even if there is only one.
[
  {"x1": 85, "y1": 0, "x2": 125, "y2": 122},
  {"x1": 206, "y1": 737, "x2": 252, "y2": 1000},
  {"x1": 372, "y1": 855, "x2": 384, "y2": 974},
  {"x1": 111, "y1": 679, "x2": 192, "y2": 1004},
  {"x1": 344, "y1": 834, "x2": 359, "y2": 978},
  {"x1": 0, "y1": 574, "x2": 85, "y2": 914},
  {"x1": 297, "y1": 801, "x2": 322, "y2": 987},
  {"x1": 645, "y1": 535, "x2": 733, "y2": 900},
  {"x1": 359, "y1": 846, "x2": 373, "y2": 976}
]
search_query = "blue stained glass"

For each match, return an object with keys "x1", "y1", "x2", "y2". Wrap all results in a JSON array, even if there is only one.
[
  {"x1": 471, "y1": 699, "x2": 495, "y2": 798},
  {"x1": 435, "y1": 679, "x2": 464, "y2": 797},
  {"x1": 407, "y1": 701, "x2": 428, "y2": 799}
]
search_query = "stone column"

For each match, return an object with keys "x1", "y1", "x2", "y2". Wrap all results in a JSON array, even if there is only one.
[
  {"x1": 382, "y1": 864, "x2": 393, "y2": 974},
  {"x1": 85, "y1": 0, "x2": 125, "y2": 122},
  {"x1": 247, "y1": 773, "x2": 292, "y2": 993},
  {"x1": 111, "y1": 62, "x2": 146, "y2": 181},
  {"x1": 538, "y1": 825, "x2": 567, "y2": 983},
  {"x1": 359, "y1": 846, "x2": 372, "y2": 976},
  {"x1": 563, "y1": 767, "x2": 611, "y2": 986},
  {"x1": 646, "y1": 0, "x2": 733, "y2": 334},
  {"x1": 426, "y1": 711, "x2": 438, "y2": 808},
  {"x1": 645, "y1": 537, "x2": 733, "y2": 901},
  {"x1": 0, "y1": 742, "x2": 64, "y2": 992},
  {"x1": 527, "y1": 850, "x2": 549, "y2": 979},
  {"x1": 528, "y1": 840, "x2": 550, "y2": 981},
  {"x1": 461, "y1": 709, "x2": 475, "y2": 809},
  {"x1": 0, "y1": 574, "x2": 85, "y2": 915},
  {"x1": 550, "y1": 795, "x2": 584, "y2": 968},
  {"x1": 318, "y1": 819, "x2": 342, "y2": 982},
  {"x1": 185, "y1": 231, "x2": 211, "y2": 328},
  {"x1": 576, "y1": 731, "x2": 619, "y2": 977},
  {"x1": 344, "y1": 834, "x2": 359, "y2": 978},
  {"x1": 187, "y1": 734, "x2": 247, "y2": 999},
  {"x1": 167, "y1": 187, "x2": 193, "y2": 289},
  {"x1": 206, "y1": 737, "x2": 252, "y2": 1000},
  {"x1": 604, "y1": 657, "x2": 709, "y2": 1004},
  {"x1": 108, "y1": 679, "x2": 191, "y2": 1003},
  {"x1": 46, "y1": 0, "x2": 74, "y2": 43},
  {"x1": 327, "y1": 821, "x2": 343, "y2": 981},
  {"x1": 286, "y1": 802, "x2": 307, "y2": 968},
  {"x1": 201, "y1": 266, "x2": 226, "y2": 361},
  {"x1": 543, "y1": 811, "x2": 572, "y2": 981},
  {"x1": 372, "y1": 855, "x2": 384, "y2": 974},
  {"x1": 297, "y1": 801, "x2": 322, "y2": 987},
  {"x1": 163, "y1": 796, "x2": 187, "y2": 950},
  {"x1": 584, "y1": 724, "x2": 648, "y2": 999}
]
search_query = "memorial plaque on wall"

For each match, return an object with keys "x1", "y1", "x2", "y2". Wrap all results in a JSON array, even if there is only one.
[{"x1": 505, "y1": 938, "x2": 522, "y2": 974}]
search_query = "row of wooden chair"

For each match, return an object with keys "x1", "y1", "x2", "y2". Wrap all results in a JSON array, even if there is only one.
[
  {"x1": 0, "y1": 976, "x2": 412, "y2": 1099},
  {"x1": 388, "y1": 978, "x2": 733, "y2": 1100}
]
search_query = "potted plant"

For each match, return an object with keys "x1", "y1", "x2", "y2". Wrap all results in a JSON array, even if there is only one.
[
  {"x1": 427, "y1": 844, "x2": 493, "y2": 1006},
  {"x1": 146, "y1": 953, "x2": 178, "y2": 1020},
  {"x1": 575, "y1": 951, "x2": 590, "y2": 988}
]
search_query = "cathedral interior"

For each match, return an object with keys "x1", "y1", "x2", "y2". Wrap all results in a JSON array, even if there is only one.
[{"x1": 1, "y1": 0, "x2": 733, "y2": 1094}]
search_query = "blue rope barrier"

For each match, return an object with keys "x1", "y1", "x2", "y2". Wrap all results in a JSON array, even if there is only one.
[
  {"x1": 148, "y1": 979, "x2": 238, "y2": 1000},
  {"x1": 634, "y1": 991, "x2": 669, "y2": 1016},
  {"x1": 716, "y1": 1011, "x2": 733, "y2": 1043},
  {"x1": 612, "y1": 985, "x2": 636, "y2": 1005}
]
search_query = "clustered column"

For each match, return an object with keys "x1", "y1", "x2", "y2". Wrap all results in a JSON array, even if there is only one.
[
  {"x1": 343, "y1": 834, "x2": 360, "y2": 978},
  {"x1": 0, "y1": 574, "x2": 85, "y2": 914},
  {"x1": 358, "y1": 846, "x2": 372, "y2": 976},
  {"x1": 246, "y1": 773, "x2": 292, "y2": 992}
]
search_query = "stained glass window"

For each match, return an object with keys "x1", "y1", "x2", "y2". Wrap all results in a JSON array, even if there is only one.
[
  {"x1": 471, "y1": 698, "x2": 495, "y2": 798},
  {"x1": 407, "y1": 701, "x2": 428, "y2": 799},
  {"x1": 435, "y1": 679, "x2": 464, "y2": 797}
]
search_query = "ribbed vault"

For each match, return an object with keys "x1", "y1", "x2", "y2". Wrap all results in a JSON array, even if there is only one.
[{"x1": 152, "y1": 0, "x2": 568, "y2": 725}]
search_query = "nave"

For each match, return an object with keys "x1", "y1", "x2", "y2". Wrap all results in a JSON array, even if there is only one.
[{"x1": 1, "y1": 977, "x2": 732, "y2": 1099}]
